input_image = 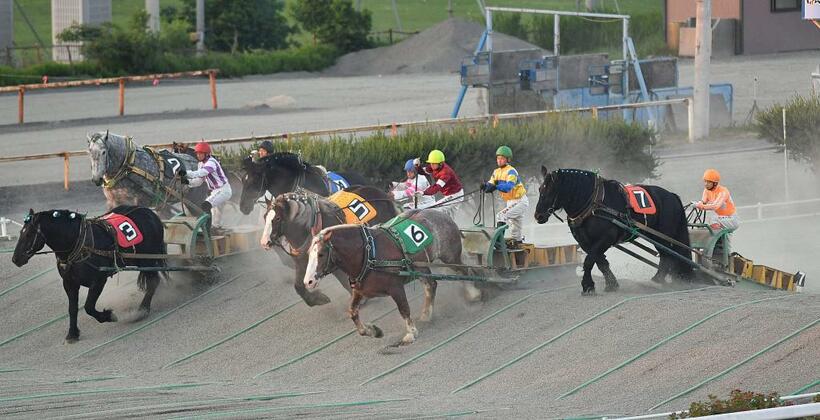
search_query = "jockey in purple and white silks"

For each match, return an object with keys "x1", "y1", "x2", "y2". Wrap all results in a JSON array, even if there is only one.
[{"x1": 182, "y1": 141, "x2": 232, "y2": 232}]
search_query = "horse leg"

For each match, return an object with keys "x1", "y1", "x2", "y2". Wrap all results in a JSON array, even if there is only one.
[
  {"x1": 63, "y1": 278, "x2": 81, "y2": 343},
  {"x1": 581, "y1": 252, "x2": 597, "y2": 295},
  {"x1": 84, "y1": 277, "x2": 116, "y2": 323},
  {"x1": 388, "y1": 285, "x2": 417, "y2": 346},
  {"x1": 419, "y1": 275, "x2": 437, "y2": 322},
  {"x1": 652, "y1": 252, "x2": 673, "y2": 284},
  {"x1": 349, "y1": 290, "x2": 382, "y2": 338},
  {"x1": 135, "y1": 272, "x2": 160, "y2": 320},
  {"x1": 597, "y1": 254, "x2": 619, "y2": 292},
  {"x1": 294, "y1": 257, "x2": 331, "y2": 307}
]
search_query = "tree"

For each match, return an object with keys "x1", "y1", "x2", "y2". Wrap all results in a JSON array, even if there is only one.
[
  {"x1": 291, "y1": 0, "x2": 372, "y2": 53},
  {"x1": 180, "y1": 0, "x2": 293, "y2": 53},
  {"x1": 59, "y1": 10, "x2": 192, "y2": 73}
]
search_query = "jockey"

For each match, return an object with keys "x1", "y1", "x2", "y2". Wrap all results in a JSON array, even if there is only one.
[
  {"x1": 414, "y1": 149, "x2": 465, "y2": 218},
  {"x1": 480, "y1": 146, "x2": 529, "y2": 248},
  {"x1": 180, "y1": 141, "x2": 233, "y2": 234},
  {"x1": 694, "y1": 169, "x2": 739, "y2": 232},
  {"x1": 391, "y1": 159, "x2": 435, "y2": 210},
  {"x1": 258, "y1": 140, "x2": 274, "y2": 158}
]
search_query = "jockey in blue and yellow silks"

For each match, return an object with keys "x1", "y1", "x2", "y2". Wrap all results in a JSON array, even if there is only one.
[{"x1": 480, "y1": 146, "x2": 529, "y2": 247}]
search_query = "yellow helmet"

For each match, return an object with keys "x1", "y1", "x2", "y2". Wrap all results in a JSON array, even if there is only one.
[
  {"x1": 702, "y1": 169, "x2": 720, "y2": 183},
  {"x1": 427, "y1": 149, "x2": 445, "y2": 164}
]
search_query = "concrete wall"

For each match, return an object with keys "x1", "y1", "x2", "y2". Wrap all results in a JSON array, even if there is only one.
[
  {"x1": 0, "y1": 0, "x2": 11, "y2": 65},
  {"x1": 666, "y1": 0, "x2": 740, "y2": 22},
  {"x1": 52, "y1": 0, "x2": 111, "y2": 62},
  {"x1": 742, "y1": 0, "x2": 820, "y2": 54}
]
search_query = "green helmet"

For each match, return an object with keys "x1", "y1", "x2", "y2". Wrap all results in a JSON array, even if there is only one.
[
  {"x1": 427, "y1": 149, "x2": 446, "y2": 164},
  {"x1": 496, "y1": 145, "x2": 513, "y2": 159}
]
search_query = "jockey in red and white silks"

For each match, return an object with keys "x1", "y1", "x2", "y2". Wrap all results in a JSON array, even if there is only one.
[{"x1": 185, "y1": 142, "x2": 232, "y2": 229}]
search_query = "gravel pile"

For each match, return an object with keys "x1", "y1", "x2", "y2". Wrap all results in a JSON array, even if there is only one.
[{"x1": 325, "y1": 18, "x2": 544, "y2": 76}]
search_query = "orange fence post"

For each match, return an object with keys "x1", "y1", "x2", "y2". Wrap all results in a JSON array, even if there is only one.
[
  {"x1": 118, "y1": 78, "x2": 125, "y2": 116},
  {"x1": 17, "y1": 87, "x2": 24, "y2": 124},
  {"x1": 63, "y1": 153, "x2": 70, "y2": 191},
  {"x1": 209, "y1": 71, "x2": 218, "y2": 109}
]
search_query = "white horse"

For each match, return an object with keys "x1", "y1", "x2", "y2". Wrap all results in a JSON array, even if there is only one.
[{"x1": 87, "y1": 131, "x2": 207, "y2": 216}]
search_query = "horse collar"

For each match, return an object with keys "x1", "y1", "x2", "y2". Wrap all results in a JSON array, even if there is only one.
[{"x1": 567, "y1": 175, "x2": 605, "y2": 228}]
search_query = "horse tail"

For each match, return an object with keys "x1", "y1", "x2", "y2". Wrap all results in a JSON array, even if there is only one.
[{"x1": 672, "y1": 193, "x2": 695, "y2": 278}]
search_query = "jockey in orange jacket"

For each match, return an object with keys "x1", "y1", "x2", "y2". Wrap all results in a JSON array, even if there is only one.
[{"x1": 694, "y1": 169, "x2": 739, "y2": 232}]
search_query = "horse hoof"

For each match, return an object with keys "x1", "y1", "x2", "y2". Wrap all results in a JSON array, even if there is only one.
[
  {"x1": 419, "y1": 313, "x2": 432, "y2": 322},
  {"x1": 132, "y1": 309, "x2": 150, "y2": 322},
  {"x1": 109, "y1": 312, "x2": 118, "y2": 322},
  {"x1": 582, "y1": 289, "x2": 596, "y2": 296},
  {"x1": 604, "y1": 284, "x2": 619, "y2": 292},
  {"x1": 303, "y1": 292, "x2": 331, "y2": 307},
  {"x1": 65, "y1": 336, "x2": 79, "y2": 344},
  {"x1": 370, "y1": 325, "x2": 383, "y2": 338}
]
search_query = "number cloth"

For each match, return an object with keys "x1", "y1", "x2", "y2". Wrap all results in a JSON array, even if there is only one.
[
  {"x1": 624, "y1": 185, "x2": 657, "y2": 215},
  {"x1": 329, "y1": 191, "x2": 378, "y2": 224},
  {"x1": 327, "y1": 172, "x2": 350, "y2": 193},
  {"x1": 100, "y1": 213, "x2": 144, "y2": 247},
  {"x1": 383, "y1": 216, "x2": 434, "y2": 254}
]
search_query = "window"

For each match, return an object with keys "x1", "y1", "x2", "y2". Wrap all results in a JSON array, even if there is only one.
[{"x1": 771, "y1": 0, "x2": 800, "y2": 12}]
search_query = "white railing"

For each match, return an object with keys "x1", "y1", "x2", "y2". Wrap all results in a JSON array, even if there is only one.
[{"x1": 737, "y1": 198, "x2": 820, "y2": 222}]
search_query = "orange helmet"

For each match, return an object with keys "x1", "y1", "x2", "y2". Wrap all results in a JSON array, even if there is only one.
[
  {"x1": 194, "y1": 141, "x2": 211, "y2": 154},
  {"x1": 702, "y1": 169, "x2": 720, "y2": 183}
]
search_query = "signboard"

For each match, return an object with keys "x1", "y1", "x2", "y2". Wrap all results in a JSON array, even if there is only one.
[{"x1": 804, "y1": 0, "x2": 820, "y2": 20}]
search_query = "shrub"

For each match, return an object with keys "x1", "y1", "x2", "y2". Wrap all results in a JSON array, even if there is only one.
[
  {"x1": 218, "y1": 115, "x2": 658, "y2": 187},
  {"x1": 670, "y1": 390, "x2": 784, "y2": 417},
  {"x1": 755, "y1": 95, "x2": 820, "y2": 172}
]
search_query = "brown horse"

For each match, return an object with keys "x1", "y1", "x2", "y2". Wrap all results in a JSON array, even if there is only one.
[
  {"x1": 263, "y1": 186, "x2": 400, "y2": 306},
  {"x1": 303, "y1": 209, "x2": 475, "y2": 346}
]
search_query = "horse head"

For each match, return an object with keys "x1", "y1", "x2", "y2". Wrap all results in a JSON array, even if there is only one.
[
  {"x1": 239, "y1": 155, "x2": 266, "y2": 215},
  {"x1": 87, "y1": 131, "x2": 109, "y2": 186},
  {"x1": 534, "y1": 166, "x2": 560, "y2": 224},
  {"x1": 12, "y1": 209, "x2": 79, "y2": 266},
  {"x1": 303, "y1": 228, "x2": 337, "y2": 290}
]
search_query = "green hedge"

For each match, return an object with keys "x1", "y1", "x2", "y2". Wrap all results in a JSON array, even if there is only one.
[
  {"x1": 219, "y1": 115, "x2": 658, "y2": 188},
  {"x1": 0, "y1": 45, "x2": 339, "y2": 87},
  {"x1": 755, "y1": 95, "x2": 820, "y2": 172}
]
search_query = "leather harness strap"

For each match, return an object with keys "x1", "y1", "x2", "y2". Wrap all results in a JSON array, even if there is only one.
[{"x1": 568, "y1": 175, "x2": 605, "y2": 228}]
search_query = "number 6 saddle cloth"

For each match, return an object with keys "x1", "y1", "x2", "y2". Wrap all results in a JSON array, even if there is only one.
[
  {"x1": 100, "y1": 212, "x2": 145, "y2": 248},
  {"x1": 382, "y1": 215, "x2": 434, "y2": 255}
]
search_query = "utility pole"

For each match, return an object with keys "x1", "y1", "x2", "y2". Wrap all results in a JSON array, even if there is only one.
[
  {"x1": 447, "y1": 0, "x2": 453, "y2": 18},
  {"x1": 693, "y1": 0, "x2": 712, "y2": 140},
  {"x1": 391, "y1": 0, "x2": 402, "y2": 31},
  {"x1": 196, "y1": 0, "x2": 205, "y2": 54}
]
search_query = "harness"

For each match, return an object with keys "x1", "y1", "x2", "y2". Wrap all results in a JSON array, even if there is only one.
[
  {"x1": 57, "y1": 216, "x2": 139, "y2": 270},
  {"x1": 567, "y1": 175, "x2": 605, "y2": 228}
]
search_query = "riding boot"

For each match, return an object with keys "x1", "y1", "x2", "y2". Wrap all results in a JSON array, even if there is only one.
[{"x1": 201, "y1": 201, "x2": 213, "y2": 234}]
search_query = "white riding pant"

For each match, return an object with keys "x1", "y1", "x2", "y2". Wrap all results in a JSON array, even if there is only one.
[
  {"x1": 497, "y1": 195, "x2": 529, "y2": 241},
  {"x1": 206, "y1": 184, "x2": 232, "y2": 228},
  {"x1": 707, "y1": 213, "x2": 739, "y2": 231},
  {"x1": 434, "y1": 189, "x2": 464, "y2": 220}
]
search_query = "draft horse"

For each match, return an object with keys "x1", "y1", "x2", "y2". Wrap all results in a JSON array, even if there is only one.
[
  {"x1": 534, "y1": 168, "x2": 694, "y2": 295},
  {"x1": 303, "y1": 210, "x2": 473, "y2": 346},
  {"x1": 263, "y1": 186, "x2": 400, "y2": 306},
  {"x1": 12, "y1": 206, "x2": 168, "y2": 343},
  {"x1": 238, "y1": 152, "x2": 368, "y2": 215}
]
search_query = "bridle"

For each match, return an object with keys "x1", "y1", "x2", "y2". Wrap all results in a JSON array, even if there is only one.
[{"x1": 540, "y1": 172, "x2": 565, "y2": 223}]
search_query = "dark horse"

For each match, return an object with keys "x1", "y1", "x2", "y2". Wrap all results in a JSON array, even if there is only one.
[
  {"x1": 239, "y1": 152, "x2": 368, "y2": 215},
  {"x1": 12, "y1": 206, "x2": 167, "y2": 343},
  {"x1": 534, "y1": 168, "x2": 694, "y2": 295},
  {"x1": 263, "y1": 186, "x2": 399, "y2": 306}
]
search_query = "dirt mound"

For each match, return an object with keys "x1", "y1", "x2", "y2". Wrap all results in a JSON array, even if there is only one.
[{"x1": 325, "y1": 18, "x2": 544, "y2": 76}]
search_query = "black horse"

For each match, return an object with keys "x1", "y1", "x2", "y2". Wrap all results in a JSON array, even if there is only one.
[
  {"x1": 12, "y1": 206, "x2": 167, "y2": 343},
  {"x1": 238, "y1": 152, "x2": 368, "y2": 214},
  {"x1": 534, "y1": 167, "x2": 694, "y2": 295}
]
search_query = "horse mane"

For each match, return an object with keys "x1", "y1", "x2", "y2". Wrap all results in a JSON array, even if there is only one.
[{"x1": 261, "y1": 152, "x2": 312, "y2": 172}]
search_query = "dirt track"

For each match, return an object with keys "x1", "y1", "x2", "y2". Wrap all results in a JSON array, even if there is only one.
[{"x1": 0, "y1": 52, "x2": 819, "y2": 418}]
